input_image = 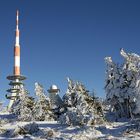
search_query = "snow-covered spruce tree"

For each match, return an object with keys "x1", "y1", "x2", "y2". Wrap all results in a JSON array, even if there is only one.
[
  {"x1": 105, "y1": 49, "x2": 140, "y2": 119},
  {"x1": 59, "y1": 78, "x2": 104, "y2": 126},
  {"x1": 12, "y1": 86, "x2": 35, "y2": 121},
  {"x1": 33, "y1": 82, "x2": 55, "y2": 121}
]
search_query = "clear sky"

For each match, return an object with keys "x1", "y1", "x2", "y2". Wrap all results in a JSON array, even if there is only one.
[{"x1": 0, "y1": 0, "x2": 140, "y2": 105}]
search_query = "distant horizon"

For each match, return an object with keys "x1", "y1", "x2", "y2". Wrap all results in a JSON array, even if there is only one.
[{"x1": 0, "y1": 0, "x2": 140, "y2": 106}]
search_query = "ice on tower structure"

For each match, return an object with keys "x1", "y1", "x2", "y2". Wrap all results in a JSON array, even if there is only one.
[{"x1": 6, "y1": 10, "x2": 26, "y2": 109}]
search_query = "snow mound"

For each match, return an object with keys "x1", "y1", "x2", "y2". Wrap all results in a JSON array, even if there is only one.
[{"x1": 2, "y1": 122, "x2": 39, "y2": 137}]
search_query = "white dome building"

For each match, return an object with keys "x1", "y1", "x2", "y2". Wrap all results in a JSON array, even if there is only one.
[{"x1": 48, "y1": 85, "x2": 63, "y2": 107}]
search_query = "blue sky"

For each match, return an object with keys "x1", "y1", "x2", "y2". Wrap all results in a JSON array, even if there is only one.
[{"x1": 0, "y1": 0, "x2": 140, "y2": 105}]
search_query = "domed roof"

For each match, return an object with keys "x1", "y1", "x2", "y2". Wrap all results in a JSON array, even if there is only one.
[
  {"x1": 51, "y1": 85, "x2": 58, "y2": 90},
  {"x1": 48, "y1": 84, "x2": 60, "y2": 93}
]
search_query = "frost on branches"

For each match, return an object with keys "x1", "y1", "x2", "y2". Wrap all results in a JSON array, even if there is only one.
[
  {"x1": 105, "y1": 49, "x2": 140, "y2": 119},
  {"x1": 33, "y1": 82, "x2": 55, "y2": 121},
  {"x1": 12, "y1": 86, "x2": 34, "y2": 121},
  {"x1": 59, "y1": 78, "x2": 104, "y2": 126}
]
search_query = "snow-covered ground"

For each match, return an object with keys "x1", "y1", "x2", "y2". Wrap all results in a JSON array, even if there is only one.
[{"x1": 0, "y1": 113, "x2": 140, "y2": 140}]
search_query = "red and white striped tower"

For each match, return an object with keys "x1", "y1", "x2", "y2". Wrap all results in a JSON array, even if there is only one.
[
  {"x1": 14, "y1": 10, "x2": 20, "y2": 76},
  {"x1": 6, "y1": 10, "x2": 26, "y2": 109}
]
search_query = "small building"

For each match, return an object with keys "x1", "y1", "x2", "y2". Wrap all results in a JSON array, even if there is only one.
[{"x1": 48, "y1": 85, "x2": 63, "y2": 108}]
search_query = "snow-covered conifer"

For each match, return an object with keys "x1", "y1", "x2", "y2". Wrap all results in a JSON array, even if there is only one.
[
  {"x1": 105, "y1": 49, "x2": 140, "y2": 118},
  {"x1": 60, "y1": 78, "x2": 104, "y2": 126},
  {"x1": 33, "y1": 82, "x2": 55, "y2": 121},
  {"x1": 12, "y1": 86, "x2": 34, "y2": 121}
]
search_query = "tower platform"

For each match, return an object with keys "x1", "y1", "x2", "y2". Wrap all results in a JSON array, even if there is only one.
[
  {"x1": 6, "y1": 93, "x2": 20, "y2": 100},
  {"x1": 6, "y1": 75, "x2": 26, "y2": 100},
  {"x1": 7, "y1": 75, "x2": 26, "y2": 81},
  {"x1": 9, "y1": 81, "x2": 24, "y2": 86}
]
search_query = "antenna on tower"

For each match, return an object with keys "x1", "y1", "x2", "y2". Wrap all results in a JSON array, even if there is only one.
[{"x1": 16, "y1": 10, "x2": 19, "y2": 30}]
